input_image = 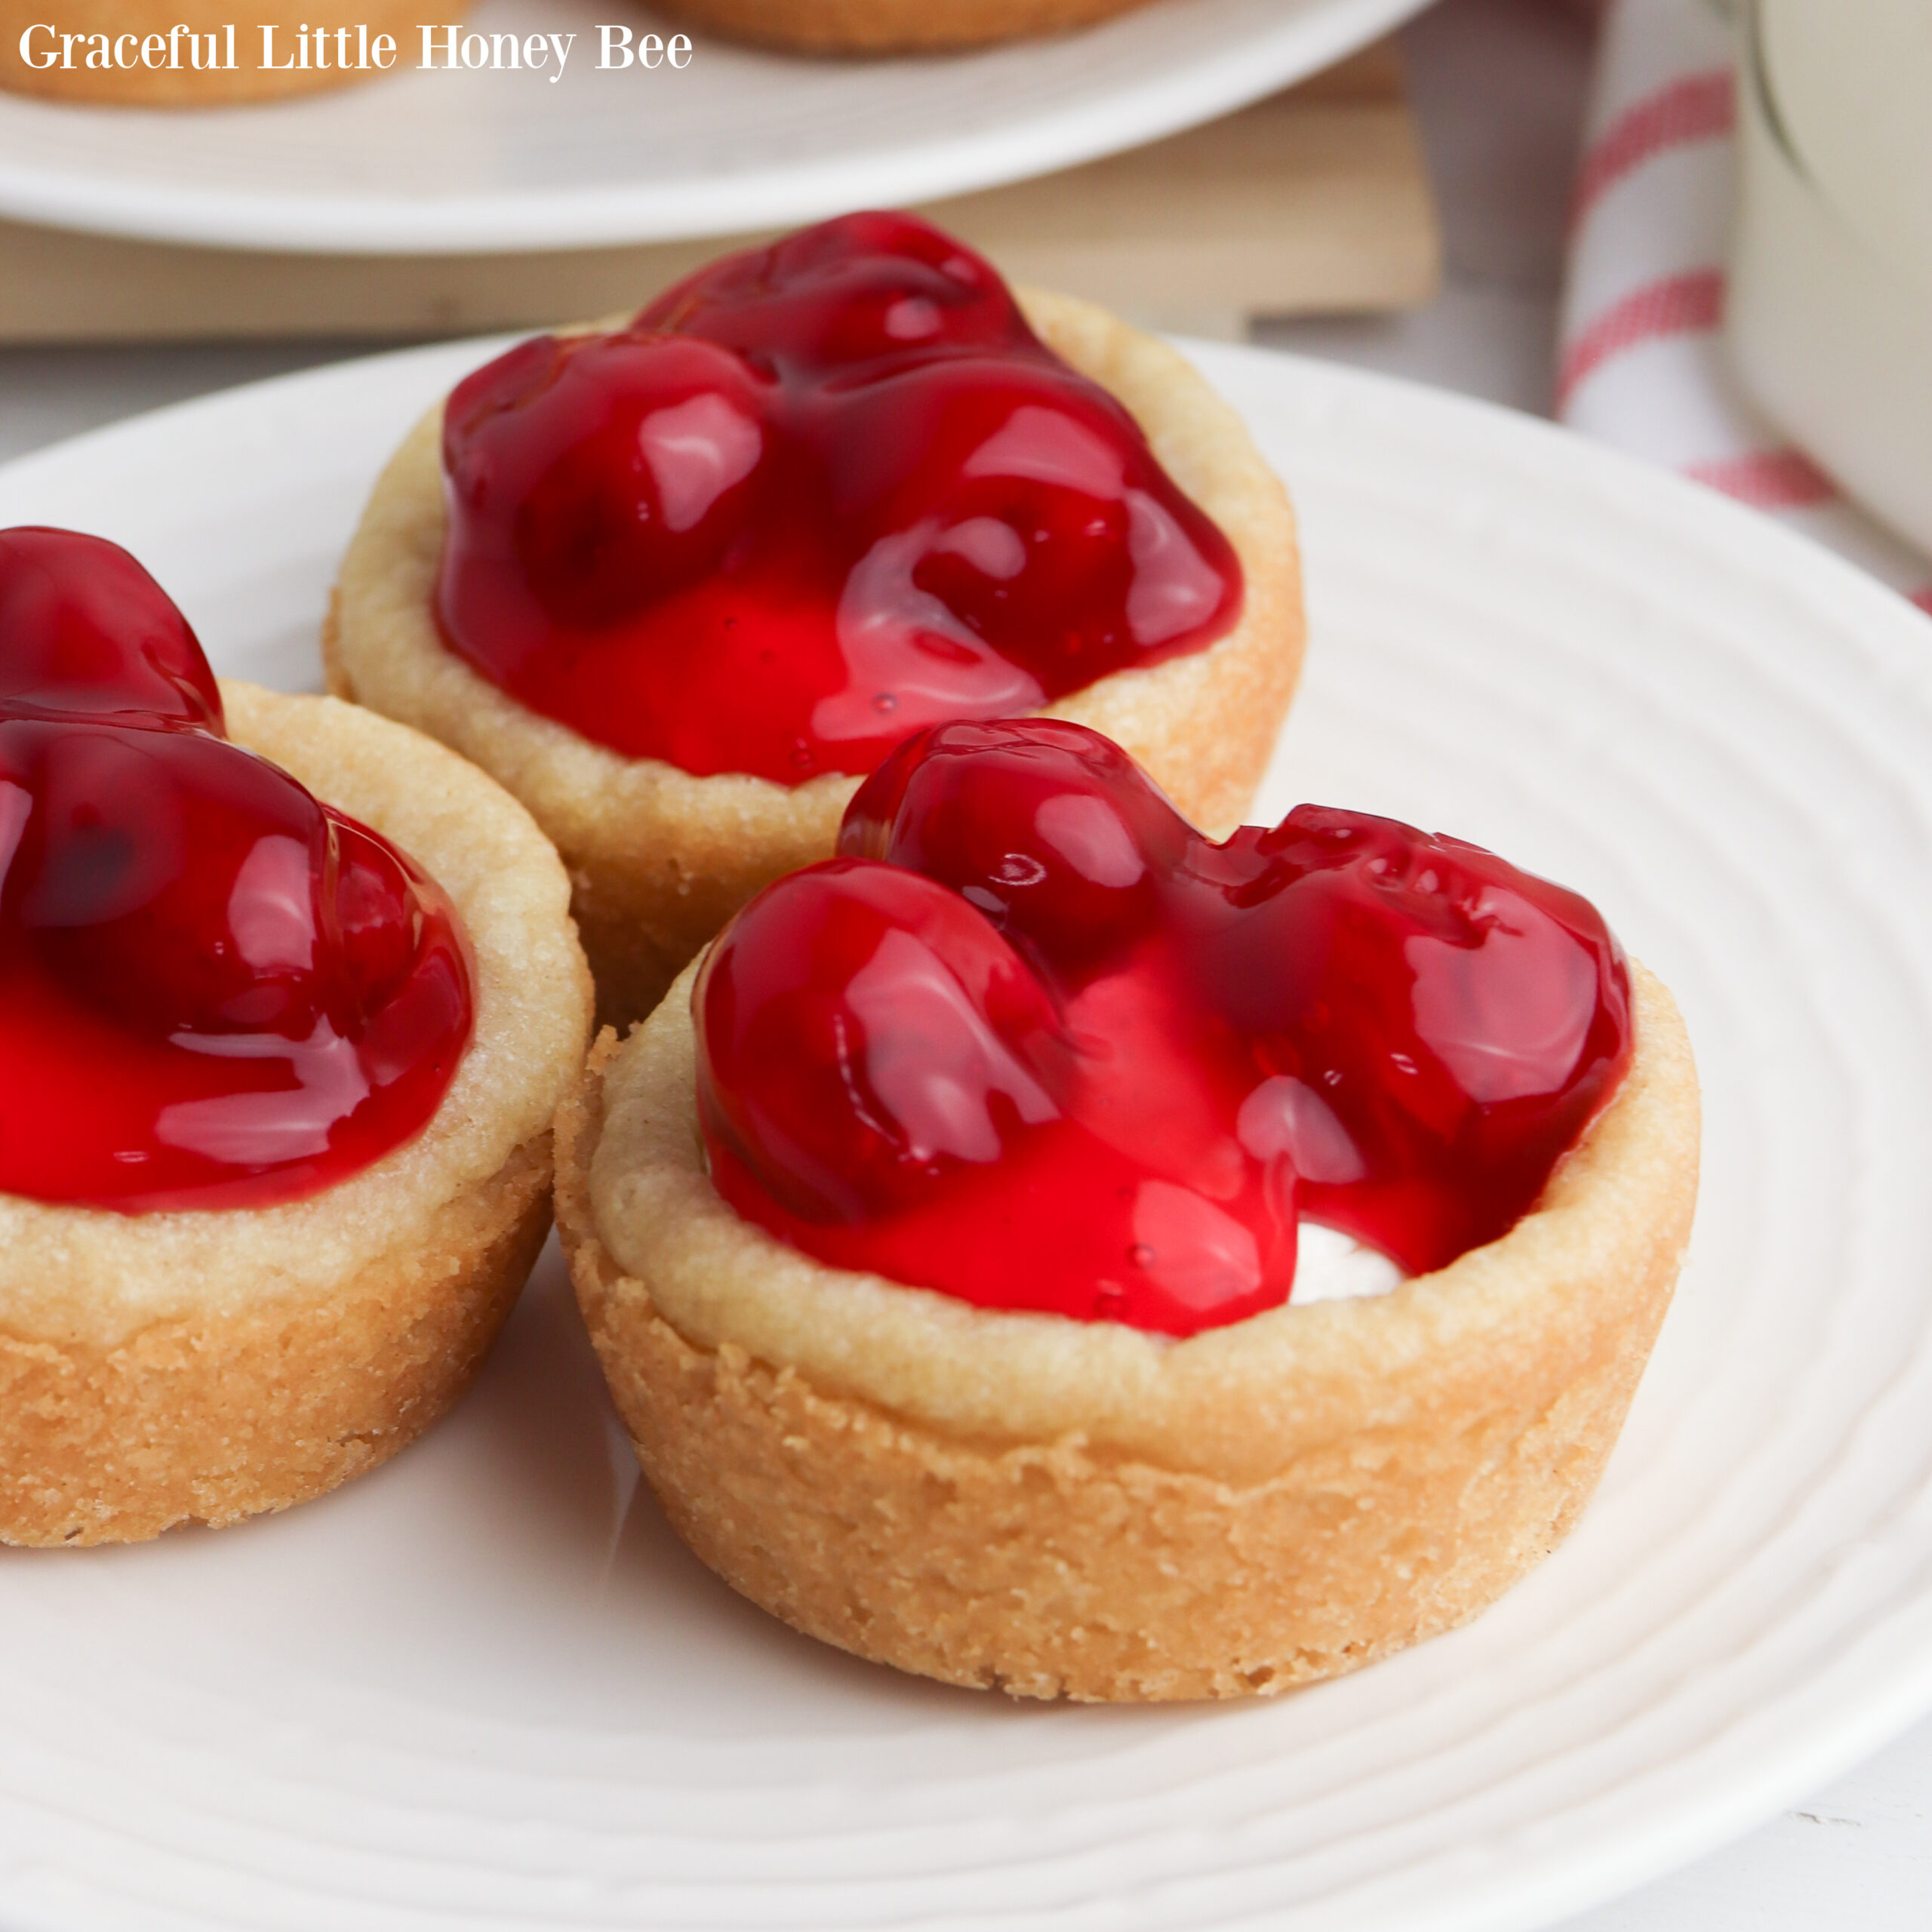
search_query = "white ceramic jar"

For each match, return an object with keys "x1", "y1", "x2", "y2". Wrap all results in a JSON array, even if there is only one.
[{"x1": 1728, "y1": 0, "x2": 1932, "y2": 553}]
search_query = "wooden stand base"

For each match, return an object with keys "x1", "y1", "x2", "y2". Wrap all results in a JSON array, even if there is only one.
[{"x1": 0, "y1": 41, "x2": 1436, "y2": 344}]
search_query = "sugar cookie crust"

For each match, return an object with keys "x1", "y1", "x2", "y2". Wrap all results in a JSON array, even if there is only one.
[
  {"x1": 558, "y1": 961, "x2": 1698, "y2": 1701},
  {"x1": 326, "y1": 287, "x2": 1303, "y2": 1028},
  {"x1": 0, "y1": 685, "x2": 593, "y2": 1545}
]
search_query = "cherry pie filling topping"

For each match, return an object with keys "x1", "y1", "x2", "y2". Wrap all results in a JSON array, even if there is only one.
[
  {"x1": 435, "y1": 211, "x2": 1244, "y2": 786},
  {"x1": 0, "y1": 528, "x2": 474, "y2": 1214},
  {"x1": 695, "y1": 719, "x2": 1632, "y2": 1337}
]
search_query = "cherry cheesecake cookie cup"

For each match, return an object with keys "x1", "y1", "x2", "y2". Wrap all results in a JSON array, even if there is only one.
[
  {"x1": 1, "y1": 4, "x2": 435, "y2": 104},
  {"x1": 555, "y1": 720, "x2": 1700, "y2": 1702},
  {"x1": 0, "y1": 531, "x2": 592, "y2": 1546},
  {"x1": 327, "y1": 214, "x2": 1301, "y2": 1031}
]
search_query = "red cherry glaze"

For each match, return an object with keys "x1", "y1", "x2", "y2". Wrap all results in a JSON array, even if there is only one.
[
  {"x1": 0, "y1": 529, "x2": 473, "y2": 1214},
  {"x1": 697, "y1": 720, "x2": 1632, "y2": 1337},
  {"x1": 436, "y1": 211, "x2": 1243, "y2": 784}
]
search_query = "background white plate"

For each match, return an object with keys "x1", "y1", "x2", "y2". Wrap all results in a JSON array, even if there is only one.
[
  {"x1": 0, "y1": 0, "x2": 1426, "y2": 253},
  {"x1": 2, "y1": 338, "x2": 1932, "y2": 1931}
]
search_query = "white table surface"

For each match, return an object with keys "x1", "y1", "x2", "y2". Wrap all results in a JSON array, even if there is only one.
[{"x1": 0, "y1": 0, "x2": 1925, "y2": 1924}]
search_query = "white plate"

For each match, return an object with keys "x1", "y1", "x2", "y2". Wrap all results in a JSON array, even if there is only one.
[
  {"x1": 3, "y1": 337, "x2": 1932, "y2": 1932},
  {"x1": 0, "y1": 0, "x2": 1426, "y2": 254}
]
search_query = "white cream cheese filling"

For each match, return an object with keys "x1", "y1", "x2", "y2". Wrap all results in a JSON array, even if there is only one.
[{"x1": 1291, "y1": 1221, "x2": 1406, "y2": 1303}]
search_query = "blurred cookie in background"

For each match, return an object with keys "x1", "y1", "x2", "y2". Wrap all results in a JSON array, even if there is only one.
[
  {"x1": 1, "y1": 2, "x2": 438, "y2": 104},
  {"x1": 658, "y1": 0, "x2": 1155, "y2": 54}
]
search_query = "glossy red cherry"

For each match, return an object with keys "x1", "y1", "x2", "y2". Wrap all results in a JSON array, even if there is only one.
[
  {"x1": 825, "y1": 355, "x2": 1237, "y2": 682},
  {"x1": 638, "y1": 209, "x2": 1026, "y2": 379},
  {"x1": 435, "y1": 211, "x2": 1243, "y2": 785},
  {"x1": 697, "y1": 859, "x2": 1069, "y2": 1223},
  {"x1": 0, "y1": 528, "x2": 473, "y2": 1214},
  {"x1": 444, "y1": 331, "x2": 772, "y2": 635},
  {"x1": 0, "y1": 525, "x2": 221, "y2": 729},
  {"x1": 1197, "y1": 805, "x2": 1630, "y2": 1271},
  {"x1": 843, "y1": 717, "x2": 1186, "y2": 971},
  {"x1": 697, "y1": 719, "x2": 1632, "y2": 1336}
]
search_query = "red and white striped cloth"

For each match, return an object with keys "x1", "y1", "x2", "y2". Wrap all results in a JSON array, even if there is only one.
[{"x1": 1557, "y1": 0, "x2": 1932, "y2": 612}]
